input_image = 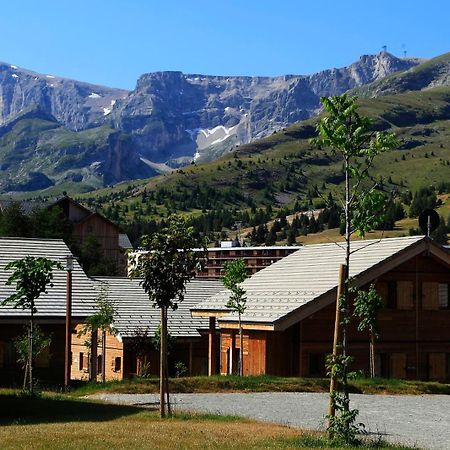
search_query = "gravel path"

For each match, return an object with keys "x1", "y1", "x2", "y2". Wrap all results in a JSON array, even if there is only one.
[{"x1": 90, "y1": 392, "x2": 450, "y2": 449}]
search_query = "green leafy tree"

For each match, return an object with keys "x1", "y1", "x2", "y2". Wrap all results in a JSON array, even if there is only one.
[
  {"x1": 14, "y1": 325, "x2": 52, "y2": 390},
  {"x1": 222, "y1": 258, "x2": 248, "y2": 376},
  {"x1": 431, "y1": 217, "x2": 449, "y2": 245},
  {"x1": 131, "y1": 215, "x2": 204, "y2": 417},
  {"x1": 0, "y1": 202, "x2": 30, "y2": 237},
  {"x1": 3, "y1": 257, "x2": 63, "y2": 393},
  {"x1": 313, "y1": 94, "x2": 398, "y2": 442},
  {"x1": 353, "y1": 284, "x2": 383, "y2": 378},
  {"x1": 79, "y1": 285, "x2": 117, "y2": 382}
]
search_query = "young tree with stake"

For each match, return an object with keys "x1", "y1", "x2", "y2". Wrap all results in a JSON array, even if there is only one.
[
  {"x1": 3, "y1": 256, "x2": 63, "y2": 393},
  {"x1": 222, "y1": 258, "x2": 247, "y2": 376},
  {"x1": 131, "y1": 215, "x2": 204, "y2": 417},
  {"x1": 353, "y1": 284, "x2": 383, "y2": 378},
  {"x1": 312, "y1": 94, "x2": 398, "y2": 442}
]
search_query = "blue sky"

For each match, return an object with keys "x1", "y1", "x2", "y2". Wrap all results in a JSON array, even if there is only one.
[{"x1": 2, "y1": 0, "x2": 449, "y2": 89}]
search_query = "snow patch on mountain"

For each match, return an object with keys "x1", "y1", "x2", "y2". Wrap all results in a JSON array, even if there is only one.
[{"x1": 186, "y1": 125, "x2": 238, "y2": 150}]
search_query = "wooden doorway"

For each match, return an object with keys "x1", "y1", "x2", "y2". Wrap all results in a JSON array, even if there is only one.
[{"x1": 428, "y1": 353, "x2": 447, "y2": 382}]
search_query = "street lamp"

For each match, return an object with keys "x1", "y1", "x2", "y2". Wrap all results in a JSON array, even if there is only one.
[{"x1": 64, "y1": 255, "x2": 74, "y2": 390}]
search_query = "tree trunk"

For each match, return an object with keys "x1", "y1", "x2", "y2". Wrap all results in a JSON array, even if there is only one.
[
  {"x1": 342, "y1": 155, "x2": 351, "y2": 410},
  {"x1": 370, "y1": 330, "x2": 376, "y2": 378},
  {"x1": 29, "y1": 308, "x2": 34, "y2": 394},
  {"x1": 102, "y1": 329, "x2": 106, "y2": 383},
  {"x1": 23, "y1": 360, "x2": 29, "y2": 391},
  {"x1": 238, "y1": 313, "x2": 243, "y2": 376},
  {"x1": 160, "y1": 306, "x2": 167, "y2": 418}
]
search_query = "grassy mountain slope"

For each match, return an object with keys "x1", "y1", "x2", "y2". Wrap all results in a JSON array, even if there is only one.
[
  {"x1": 76, "y1": 86, "x2": 450, "y2": 223},
  {"x1": 0, "y1": 109, "x2": 155, "y2": 193}
]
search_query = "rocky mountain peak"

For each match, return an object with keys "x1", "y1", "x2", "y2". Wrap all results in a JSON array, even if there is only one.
[{"x1": 0, "y1": 62, "x2": 129, "y2": 130}]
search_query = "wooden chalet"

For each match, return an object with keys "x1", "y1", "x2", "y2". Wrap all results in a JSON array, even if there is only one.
[
  {"x1": 0, "y1": 238, "x2": 96, "y2": 385},
  {"x1": 71, "y1": 277, "x2": 224, "y2": 381},
  {"x1": 192, "y1": 236, "x2": 450, "y2": 382},
  {"x1": 48, "y1": 195, "x2": 132, "y2": 274}
]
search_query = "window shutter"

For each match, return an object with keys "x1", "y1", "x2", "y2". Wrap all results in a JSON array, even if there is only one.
[
  {"x1": 35, "y1": 347, "x2": 50, "y2": 368},
  {"x1": 438, "y1": 283, "x2": 449, "y2": 309},
  {"x1": 376, "y1": 281, "x2": 389, "y2": 306},
  {"x1": 422, "y1": 282, "x2": 439, "y2": 310},
  {"x1": 390, "y1": 353, "x2": 407, "y2": 379},
  {"x1": 397, "y1": 281, "x2": 414, "y2": 310}
]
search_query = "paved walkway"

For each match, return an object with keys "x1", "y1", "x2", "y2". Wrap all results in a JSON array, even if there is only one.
[{"x1": 91, "y1": 392, "x2": 450, "y2": 449}]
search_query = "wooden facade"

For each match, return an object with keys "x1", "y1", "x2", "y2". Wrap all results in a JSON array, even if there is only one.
[
  {"x1": 48, "y1": 196, "x2": 130, "y2": 274},
  {"x1": 0, "y1": 321, "x2": 74, "y2": 386},
  {"x1": 71, "y1": 325, "x2": 210, "y2": 381},
  {"x1": 218, "y1": 252, "x2": 450, "y2": 381}
]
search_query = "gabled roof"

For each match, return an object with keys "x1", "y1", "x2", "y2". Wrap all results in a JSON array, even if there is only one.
[
  {"x1": 192, "y1": 236, "x2": 450, "y2": 330},
  {"x1": 48, "y1": 195, "x2": 125, "y2": 233},
  {"x1": 0, "y1": 238, "x2": 97, "y2": 319},
  {"x1": 94, "y1": 277, "x2": 224, "y2": 338}
]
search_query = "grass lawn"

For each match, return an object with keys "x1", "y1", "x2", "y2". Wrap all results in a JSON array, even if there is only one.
[
  {"x1": 69, "y1": 375, "x2": 450, "y2": 398},
  {"x1": 0, "y1": 390, "x2": 416, "y2": 449}
]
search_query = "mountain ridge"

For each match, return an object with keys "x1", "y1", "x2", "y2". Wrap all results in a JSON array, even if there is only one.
[{"x1": 1, "y1": 51, "x2": 443, "y2": 193}]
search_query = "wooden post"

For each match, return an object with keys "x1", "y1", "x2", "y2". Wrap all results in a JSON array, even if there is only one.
[
  {"x1": 415, "y1": 256, "x2": 420, "y2": 379},
  {"x1": 90, "y1": 328, "x2": 98, "y2": 381},
  {"x1": 102, "y1": 330, "x2": 106, "y2": 383},
  {"x1": 208, "y1": 316, "x2": 216, "y2": 376},
  {"x1": 160, "y1": 306, "x2": 167, "y2": 418},
  {"x1": 328, "y1": 264, "x2": 346, "y2": 423},
  {"x1": 64, "y1": 269, "x2": 72, "y2": 390}
]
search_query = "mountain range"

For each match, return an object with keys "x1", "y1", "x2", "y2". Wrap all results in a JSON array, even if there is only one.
[
  {"x1": 75, "y1": 51, "x2": 450, "y2": 231},
  {"x1": 0, "y1": 52, "x2": 426, "y2": 193}
]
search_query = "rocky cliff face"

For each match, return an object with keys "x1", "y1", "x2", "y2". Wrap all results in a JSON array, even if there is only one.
[
  {"x1": 0, "y1": 52, "x2": 423, "y2": 192},
  {"x1": 111, "y1": 52, "x2": 420, "y2": 164},
  {"x1": 0, "y1": 62, "x2": 128, "y2": 130}
]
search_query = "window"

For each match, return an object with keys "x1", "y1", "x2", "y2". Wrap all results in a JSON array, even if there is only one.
[
  {"x1": 438, "y1": 283, "x2": 450, "y2": 309},
  {"x1": 79, "y1": 352, "x2": 84, "y2": 371},
  {"x1": 387, "y1": 281, "x2": 397, "y2": 309},
  {"x1": 97, "y1": 355, "x2": 103, "y2": 374},
  {"x1": 113, "y1": 357, "x2": 121, "y2": 372}
]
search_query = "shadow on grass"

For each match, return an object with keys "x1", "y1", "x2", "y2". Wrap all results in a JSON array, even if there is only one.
[{"x1": 0, "y1": 392, "x2": 153, "y2": 426}]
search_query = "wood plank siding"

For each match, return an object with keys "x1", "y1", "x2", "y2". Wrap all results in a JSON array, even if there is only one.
[{"x1": 219, "y1": 253, "x2": 450, "y2": 381}]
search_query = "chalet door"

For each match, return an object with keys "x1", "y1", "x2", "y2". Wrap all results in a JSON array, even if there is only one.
[
  {"x1": 390, "y1": 353, "x2": 406, "y2": 379},
  {"x1": 428, "y1": 353, "x2": 446, "y2": 382},
  {"x1": 376, "y1": 353, "x2": 389, "y2": 378}
]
